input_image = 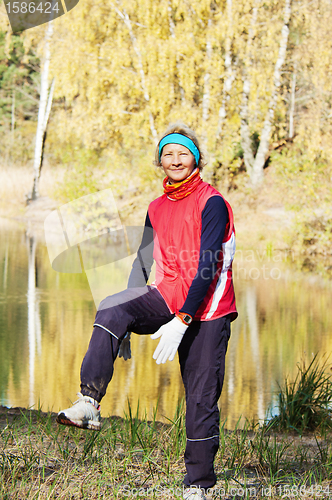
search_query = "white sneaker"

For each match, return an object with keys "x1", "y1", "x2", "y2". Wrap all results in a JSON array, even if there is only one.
[
  {"x1": 183, "y1": 486, "x2": 207, "y2": 500},
  {"x1": 56, "y1": 393, "x2": 101, "y2": 430}
]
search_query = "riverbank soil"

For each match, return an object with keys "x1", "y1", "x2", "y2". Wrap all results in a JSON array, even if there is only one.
[{"x1": 0, "y1": 405, "x2": 331, "y2": 499}]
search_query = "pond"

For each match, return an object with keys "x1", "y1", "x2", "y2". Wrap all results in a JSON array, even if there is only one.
[{"x1": 1, "y1": 217, "x2": 332, "y2": 429}]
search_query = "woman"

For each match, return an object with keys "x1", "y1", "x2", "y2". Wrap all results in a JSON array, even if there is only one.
[{"x1": 57, "y1": 122, "x2": 237, "y2": 500}]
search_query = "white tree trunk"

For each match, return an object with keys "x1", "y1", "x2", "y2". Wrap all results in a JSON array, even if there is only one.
[
  {"x1": 289, "y1": 62, "x2": 297, "y2": 138},
  {"x1": 44, "y1": 78, "x2": 55, "y2": 132},
  {"x1": 31, "y1": 21, "x2": 53, "y2": 201},
  {"x1": 168, "y1": 1, "x2": 185, "y2": 105},
  {"x1": 240, "y1": 79, "x2": 256, "y2": 172},
  {"x1": 202, "y1": 18, "x2": 214, "y2": 182},
  {"x1": 250, "y1": 0, "x2": 291, "y2": 185},
  {"x1": 202, "y1": 18, "x2": 212, "y2": 141},
  {"x1": 115, "y1": 5, "x2": 158, "y2": 145},
  {"x1": 240, "y1": 2, "x2": 258, "y2": 176}
]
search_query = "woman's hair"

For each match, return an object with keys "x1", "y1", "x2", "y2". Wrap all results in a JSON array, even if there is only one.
[{"x1": 154, "y1": 121, "x2": 206, "y2": 171}]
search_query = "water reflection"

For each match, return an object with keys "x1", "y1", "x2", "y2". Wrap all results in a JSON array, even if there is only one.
[
  {"x1": 1, "y1": 218, "x2": 332, "y2": 429},
  {"x1": 3, "y1": 241, "x2": 8, "y2": 290},
  {"x1": 27, "y1": 235, "x2": 42, "y2": 407},
  {"x1": 226, "y1": 286, "x2": 264, "y2": 422},
  {"x1": 246, "y1": 285, "x2": 264, "y2": 421}
]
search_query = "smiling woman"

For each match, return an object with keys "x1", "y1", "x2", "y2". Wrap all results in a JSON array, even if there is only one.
[
  {"x1": 56, "y1": 121, "x2": 237, "y2": 500},
  {"x1": 160, "y1": 143, "x2": 196, "y2": 184},
  {"x1": 154, "y1": 122, "x2": 206, "y2": 172}
]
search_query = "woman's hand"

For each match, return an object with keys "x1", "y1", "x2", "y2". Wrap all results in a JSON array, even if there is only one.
[
  {"x1": 118, "y1": 332, "x2": 131, "y2": 360},
  {"x1": 151, "y1": 317, "x2": 188, "y2": 364}
]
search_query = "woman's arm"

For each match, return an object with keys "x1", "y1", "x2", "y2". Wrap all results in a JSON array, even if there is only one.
[
  {"x1": 151, "y1": 196, "x2": 228, "y2": 365},
  {"x1": 127, "y1": 212, "x2": 154, "y2": 288},
  {"x1": 179, "y1": 196, "x2": 229, "y2": 318}
]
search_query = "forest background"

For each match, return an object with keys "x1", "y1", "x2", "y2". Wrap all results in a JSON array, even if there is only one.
[{"x1": 0, "y1": 0, "x2": 332, "y2": 275}]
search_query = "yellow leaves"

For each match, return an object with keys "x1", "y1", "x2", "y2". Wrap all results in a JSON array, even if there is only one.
[
  {"x1": 7, "y1": 0, "x2": 329, "y2": 173},
  {"x1": 0, "y1": 2, "x2": 10, "y2": 32}
]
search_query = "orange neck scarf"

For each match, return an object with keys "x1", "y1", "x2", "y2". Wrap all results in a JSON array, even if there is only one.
[{"x1": 163, "y1": 168, "x2": 202, "y2": 201}]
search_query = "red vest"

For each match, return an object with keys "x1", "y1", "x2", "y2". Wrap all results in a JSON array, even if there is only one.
[{"x1": 148, "y1": 181, "x2": 237, "y2": 321}]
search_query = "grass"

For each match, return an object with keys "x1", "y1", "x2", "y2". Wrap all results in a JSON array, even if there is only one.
[
  {"x1": 268, "y1": 355, "x2": 332, "y2": 434},
  {"x1": 1, "y1": 402, "x2": 332, "y2": 499}
]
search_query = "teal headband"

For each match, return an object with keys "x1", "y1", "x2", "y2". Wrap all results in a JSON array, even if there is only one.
[{"x1": 159, "y1": 133, "x2": 200, "y2": 165}]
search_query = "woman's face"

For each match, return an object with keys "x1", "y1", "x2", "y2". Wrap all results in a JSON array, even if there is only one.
[{"x1": 161, "y1": 143, "x2": 196, "y2": 184}]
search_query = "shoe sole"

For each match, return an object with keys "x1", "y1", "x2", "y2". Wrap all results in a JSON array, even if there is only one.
[{"x1": 56, "y1": 412, "x2": 101, "y2": 431}]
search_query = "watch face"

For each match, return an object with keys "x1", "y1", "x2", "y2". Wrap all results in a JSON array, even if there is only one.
[{"x1": 183, "y1": 314, "x2": 192, "y2": 324}]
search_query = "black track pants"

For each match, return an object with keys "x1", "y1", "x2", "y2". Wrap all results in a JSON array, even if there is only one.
[
  {"x1": 178, "y1": 315, "x2": 230, "y2": 489},
  {"x1": 80, "y1": 285, "x2": 230, "y2": 488},
  {"x1": 80, "y1": 286, "x2": 172, "y2": 401}
]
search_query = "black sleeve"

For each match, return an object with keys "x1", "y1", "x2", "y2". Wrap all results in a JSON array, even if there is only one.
[
  {"x1": 127, "y1": 212, "x2": 154, "y2": 288},
  {"x1": 179, "y1": 196, "x2": 228, "y2": 318}
]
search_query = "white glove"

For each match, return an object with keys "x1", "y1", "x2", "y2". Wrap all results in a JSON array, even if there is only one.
[
  {"x1": 151, "y1": 317, "x2": 188, "y2": 364},
  {"x1": 118, "y1": 332, "x2": 131, "y2": 360}
]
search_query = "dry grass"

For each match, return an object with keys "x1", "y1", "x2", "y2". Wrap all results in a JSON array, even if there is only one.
[
  {"x1": 0, "y1": 164, "x2": 65, "y2": 219},
  {"x1": 1, "y1": 404, "x2": 332, "y2": 499}
]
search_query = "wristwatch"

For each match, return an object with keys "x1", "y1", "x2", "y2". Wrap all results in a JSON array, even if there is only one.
[{"x1": 176, "y1": 312, "x2": 193, "y2": 325}]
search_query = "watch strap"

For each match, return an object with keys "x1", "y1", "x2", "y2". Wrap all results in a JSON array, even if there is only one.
[{"x1": 176, "y1": 312, "x2": 193, "y2": 325}]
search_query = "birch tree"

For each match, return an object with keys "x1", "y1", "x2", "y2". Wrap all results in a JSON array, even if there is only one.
[
  {"x1": 216, "y1": 0, "x2": 235, "y2": 139},
  {"x1": 240, "y1": 1, "x2": 259, "y2": 182},
  {"x1": 241, "y1": 0, "x2": 292, "y2": 185},
  {"x1": 289, "y1": 62, "x2": 296, "y2": 139},
  {"x1": 113, "y1": 3, "x2": 158, "y2": 146},
  {"x1": 202, "y1": 17, "x2": 212, "y2": 151},
  {"x1": 29, "y1": 21, "x2": 55, "y2": 201},
  {"x1": 168, "y1": 0, "x2": 185, "y2": 105}
]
